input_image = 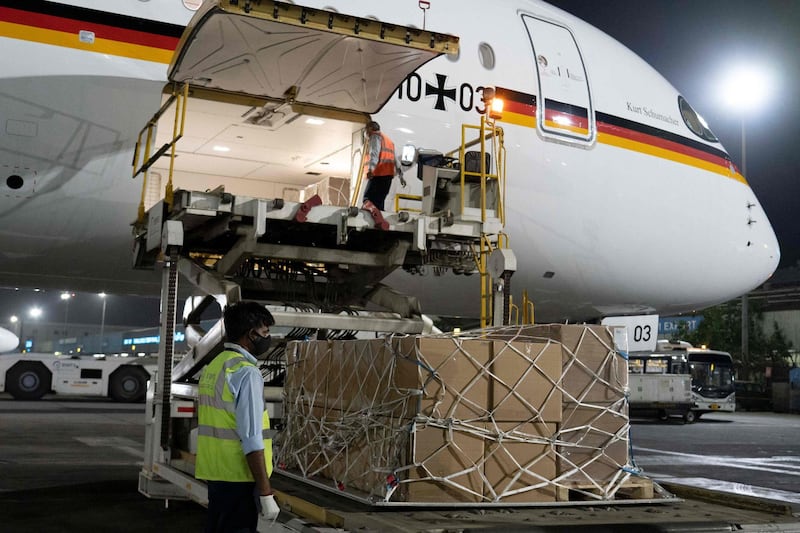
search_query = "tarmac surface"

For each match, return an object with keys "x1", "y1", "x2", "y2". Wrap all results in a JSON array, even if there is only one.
[
  {"x1": 0, "y1": 396, "x2": 205, "y2": 532},
  {"x1": 1, "y1": 395, "x2": 799, "y2": 532}
]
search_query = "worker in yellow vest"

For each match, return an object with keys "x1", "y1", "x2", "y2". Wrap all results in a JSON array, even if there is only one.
[
  {"x1": 196, "y1": 301, "x2": 279, "y2": 532},
  {"x1": 363, "y1": 120, "x2": 406, "y2": 211}
]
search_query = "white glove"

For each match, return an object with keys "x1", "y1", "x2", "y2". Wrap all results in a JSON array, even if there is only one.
[{"x1": 259, "y1": 494, "x2": 280, "y2": 521}]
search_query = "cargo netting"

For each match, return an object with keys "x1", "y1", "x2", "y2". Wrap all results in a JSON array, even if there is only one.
[{"x1": 277, "y1": 325, "x2": 655, "y2": 504}]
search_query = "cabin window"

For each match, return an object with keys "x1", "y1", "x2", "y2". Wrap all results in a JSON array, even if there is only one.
[
  {"x1": 6, "y1": 175, "x2": 23, "y2": 190},
  {"x1": 478, "y1": 42, "x2": 495, "y2": 70},
  {"x1": 678, "y1": 96, "x2": 718, "y2": 142}
]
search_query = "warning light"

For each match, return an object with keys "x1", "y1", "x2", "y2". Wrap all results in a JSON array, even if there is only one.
[
  {"x1": 490, "y1": 97, "x2": 504, "y2": 120},
  {"x1": 478, "y1": 86, "x2": 502, "y2": 119}
]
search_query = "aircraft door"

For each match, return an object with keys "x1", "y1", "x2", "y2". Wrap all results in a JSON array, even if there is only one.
[{"x1": 522, "y1": 16, "x2": 595, "y2": 143}]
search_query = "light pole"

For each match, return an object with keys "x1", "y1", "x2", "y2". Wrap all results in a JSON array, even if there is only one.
[
  {"x1": 99, "y1": 292, "x2": 107, "y2": 353},
  {"x1": 61, "y1": 292, "x2": 72, "y2": 352},
  {"x1": 26, "y1": 306, "x2": 43, "y2": 352},
  {"x1": 721, "y1": 65, "x2": 772, "y2": 374},
  {"x1": 9, "y1": 315, "x2": 21, "y2": 351}
]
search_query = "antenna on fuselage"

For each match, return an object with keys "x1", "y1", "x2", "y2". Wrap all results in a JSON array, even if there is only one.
[{"x1": 419, "y1": 0, "x2": 430, "y2": 30}]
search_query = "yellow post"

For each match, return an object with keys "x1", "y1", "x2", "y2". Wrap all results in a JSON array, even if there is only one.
[
  {"x1": 480, "y1": 114, "x2": 486, "y2": 222},
  {"x1": 509, "y1": 295, "x2": 519, "y2": 325},
  {"x1": 136, "y1": 119, "x2": 155, "y2": 225},
  {"x1": 520, "y1": 289, "x2": 535, "y2": 325},
  {"x1": 460, "y1": 123, "x2": 466, "y2": 216},
  {"x1": 165, "y1": 84, "x2": 188, "y2": 208}
]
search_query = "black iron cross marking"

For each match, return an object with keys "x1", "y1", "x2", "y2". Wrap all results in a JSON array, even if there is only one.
[{"x1": 425, "y1": 74, "x2": 456, "y2": 111}]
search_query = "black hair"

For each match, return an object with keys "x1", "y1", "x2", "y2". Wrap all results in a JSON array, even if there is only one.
[
  {"x1": 223, "y1": 302, "x2": 275, "y2": 343},
  {"x1": 367, "y1": 120, "x2": 380, "y2": 132}
]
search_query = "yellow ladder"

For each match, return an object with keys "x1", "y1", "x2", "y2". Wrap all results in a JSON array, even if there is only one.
[{"x1": 455, "y1": 115, "x2": 509, "y2": 328}]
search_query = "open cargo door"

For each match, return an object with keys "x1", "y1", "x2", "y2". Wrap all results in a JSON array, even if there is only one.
[
  {"x1": 169, "y1": 0, "x2": 458, "y2": 116},
  {"x1": 138, "y1": 0, "x2": 458, "y2": 207}
]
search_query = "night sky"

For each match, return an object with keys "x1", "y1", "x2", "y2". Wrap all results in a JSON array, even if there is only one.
[{"x1": 2, "y1": 1, "x2": 799, "y2": 329}]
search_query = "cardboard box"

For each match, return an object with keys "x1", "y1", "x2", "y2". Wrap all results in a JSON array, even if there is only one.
[
  {"x1": 337, "y1": 339, "x2": 413, "y2": 417},
  {"x1": 303, "y1": 176, "x2": 350, "y2": 207},
  {"x1": 393, "y1": 336, "x2": 493, "y2": 421},
  {"x1": 556, "y1": 402, "x2": 629, "y2": 484},
  {"x1": 288, "y1": 338, "x2": 431, "y2": 419},
  {"x1": 401, "y1": 422, "x2": 485, "y2": 503},
  {"x1": 488, "y1": 325, "x2": 627, "y2": 403},
  {"x1": 280, "y1": 407, "x2": 484, "y2": 502},
  {"x1": 277, "y1": 403, "x2": 331, "y2": 478},
  {"x1": 557, "y1": 326, "x2": 626, "y2": 404},
  {"x1": 323, "y1": 176, "x2": 351, "y2": 206},
  {"x1": 285, "y1": 340, "x2": 330, "y2": 394},
  {"x1": 489, "y1": 340, "x2": 562, "y2": 422},
  {"x1": 484, "y1": 421, "x2": 557, "y2": 502},
  {"x1": 319, "y1": 412, "x2": 405, "y2": 496}
]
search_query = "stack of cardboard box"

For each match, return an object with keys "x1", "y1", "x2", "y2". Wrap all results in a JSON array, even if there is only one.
[
  {"x1": 487, "y1": 325, "x2": 630, "y2": 496},
  {"x1": 279, "y1": 325, "x2": 630, "y2": 504}
]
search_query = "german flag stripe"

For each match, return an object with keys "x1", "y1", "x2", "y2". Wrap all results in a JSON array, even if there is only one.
[
  {"x1": 494, "y1": 87, "x2": 745, "y2": 184},
  {"x1": 0, "y1": 1, "x2": 182, "y2": 63},
  {"x1": 497, "y1": 87, "x2": 537, "y2": 107},
  {"x1": 501, "y1": 109, "x2": 537, "y2": 129},
  {"x1": 504, "y1": 99, "x2": 536, "y2": 117},
  {"x1": 544, "y1": 102, "x2": 589, "y2": 134},
  {"x1": 496, "y1": 88, "x2": 536, "y2": 127}
]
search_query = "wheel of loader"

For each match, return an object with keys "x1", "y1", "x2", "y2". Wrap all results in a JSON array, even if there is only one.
[
  {"x1": 109, "y1": 366, "x2": 148, "y2": 402},
  {"x1": 6, "y1": 361, "x2": 51, "y2": 400},
  {"x1": 683, "y1": 410, "x2": 697, "y2": 424}
]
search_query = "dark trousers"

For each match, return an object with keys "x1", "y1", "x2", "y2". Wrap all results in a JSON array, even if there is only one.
[
  {"x1": 363, "y1": 175, "x2": 393, "y2": 211},
  {"x1": 205, "y1": 480, "x2": 258, "y2": 533}
]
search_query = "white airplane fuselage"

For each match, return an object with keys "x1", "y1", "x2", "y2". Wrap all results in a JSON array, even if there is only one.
[{"x1": 0, "y1": 0, "x2": 780, "y2": 322}]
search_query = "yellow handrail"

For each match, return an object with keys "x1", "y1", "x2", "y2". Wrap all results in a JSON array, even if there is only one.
[
  {"x1": 133, "y1": 83, "x2": 189, "y2": 224},
  {"x1": 394, "y1": 193, "x2": 422, "y2": 212}
]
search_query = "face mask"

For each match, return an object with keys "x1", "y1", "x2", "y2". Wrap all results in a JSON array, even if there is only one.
[{"x1": 250, "y1": 333, "x2": 272, "y2": 356}]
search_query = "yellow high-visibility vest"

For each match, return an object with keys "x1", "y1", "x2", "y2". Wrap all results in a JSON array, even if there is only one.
[{"x1": 195, "y1": 350, "x2": 273, "y2": 481}]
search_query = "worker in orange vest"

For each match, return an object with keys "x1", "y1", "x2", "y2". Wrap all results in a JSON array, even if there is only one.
[{"x1": 363, "y1": 121, "x2": 406, "y2": 211}]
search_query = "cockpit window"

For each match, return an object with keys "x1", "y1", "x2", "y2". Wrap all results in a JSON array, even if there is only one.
[{"x1": 679, "y1": 96, "x2": 718, "y2": 142}]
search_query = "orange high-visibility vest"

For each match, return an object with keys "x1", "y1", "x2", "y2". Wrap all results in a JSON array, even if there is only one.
[{"x1": 370, "y1": 132, "x2": 396, "y2": 177}]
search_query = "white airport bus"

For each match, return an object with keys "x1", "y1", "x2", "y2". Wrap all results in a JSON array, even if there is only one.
[
  {"x1": 687, "y1": 349, "x2": 737, "y2": 417},
  {"x1": 656, "y1": 341, "x2": 736, "y2": 419}
]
